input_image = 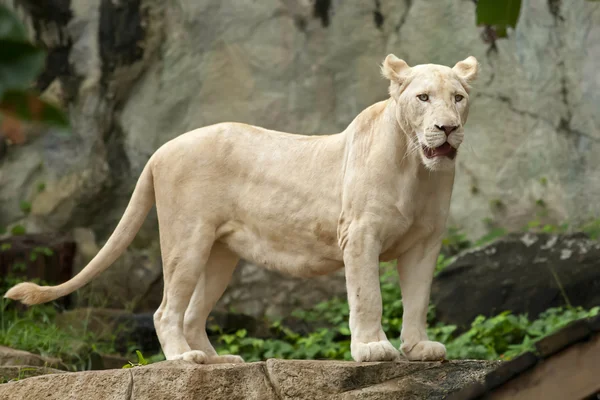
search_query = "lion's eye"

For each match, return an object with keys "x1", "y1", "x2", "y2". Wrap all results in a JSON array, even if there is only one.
[
  {"x1": 455, "y1": 94, "x2": 464, "y2": 102},
  {"x1": 417, "y1": 94, "x2": 429, "y2": 102}
]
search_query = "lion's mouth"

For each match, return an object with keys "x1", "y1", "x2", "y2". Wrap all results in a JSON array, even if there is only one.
[{"x1": 422, "y1": 142, "x2": 457, "y2": 159}]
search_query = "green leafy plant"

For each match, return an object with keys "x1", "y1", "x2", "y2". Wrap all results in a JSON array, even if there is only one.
[
  {"x1": 2, "y1": 218, "x2": 600, "y2": 370},
  {"x1": 581, "y1": 219, "x2": 600, "y2": 239},
  {"x1": 476, "y1": 0, "x2": 522, "y2": 38},
  {"x1": 441, "y1": 227, "x2": 472, "y2": 256},
  {"x1": 473, "y1": 227, "x2": 507, "y2": 247},
  {"x1": 0, "y1": 366, "x2": 39, "y2": 384},
  {"x1": 213, "y1": 226, "x2": 600, "y2": 363},
  {"x1": 0, "y1": 298, "x2": 123, "y2": 371},
  {"x1": 0, "y1": 4, "x2": 68, "y2": 143},
  {"x1": 18, "y1": 201, "x2": 31, "y2": 214},
  {"x1": 476, "y1": 0, "x2": 599, "y2": 41},
  {"x1": 122, "y1": 350, "x2": 149, "y2": 368},
  {"x1": 29, "y1": 246, "x2": 54, "y2": 262},
  {"x1": 9, "y1": 225, "x2": 26, "y2": 236}
]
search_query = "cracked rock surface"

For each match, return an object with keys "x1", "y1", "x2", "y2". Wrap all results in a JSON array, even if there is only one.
[
  {"x1": 0, "y1": 0, "x2": 598, "y2": 316},
  {"x1": 0, "y1": 359, "x2": 500, "y2": 400}
]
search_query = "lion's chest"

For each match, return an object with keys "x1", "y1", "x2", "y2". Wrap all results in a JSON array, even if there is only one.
[
  {"x1": 378, "y1": 199, "x2": 444, "y2": 262},
  {"x1": 379, "y1": 220, "x2": 438, "y2": 261}
]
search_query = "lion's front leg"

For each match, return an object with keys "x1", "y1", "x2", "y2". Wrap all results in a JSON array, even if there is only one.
[
  {"x1": 343, "y1": 230, "x2": 400, "y2": 362},
  {"x1": 397, "y1": 240, "x2": 446, "y2": 361}
]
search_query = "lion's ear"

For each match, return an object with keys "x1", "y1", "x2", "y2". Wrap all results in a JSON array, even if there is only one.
[
  {"x1": 452, "y1": 56, "x2": 479, "y2": 83},
  {"x1": 381, "y1": 54, "x2": 411, "y2": 83}
]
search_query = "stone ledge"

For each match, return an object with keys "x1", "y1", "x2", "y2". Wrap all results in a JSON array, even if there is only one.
[
  {"x1": 0, "y1": 346, "x2": 65, "y2": 370},
  {"x1": 0, "y1": 359, "x2": 501, "y2": 400},
  {"x1": 0, "y1": 365, "x2": 65, "y2": 383}
]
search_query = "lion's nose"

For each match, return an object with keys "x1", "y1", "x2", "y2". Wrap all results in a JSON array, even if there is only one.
[{"x1": 435, "y1": 125, "x2": 458, "y2": 136}]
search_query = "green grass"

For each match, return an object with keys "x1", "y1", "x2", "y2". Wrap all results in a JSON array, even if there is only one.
[{"x1": 0, "y1": 299, "x2": 120, "y2": 371}]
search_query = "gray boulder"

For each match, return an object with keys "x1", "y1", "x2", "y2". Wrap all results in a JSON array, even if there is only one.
[
  {"x1": 0, "y1": 346, "x2": 64, "y2": 370},
  {"x1": 431, "y1": 233, "x2": 600, "y2": 329}
]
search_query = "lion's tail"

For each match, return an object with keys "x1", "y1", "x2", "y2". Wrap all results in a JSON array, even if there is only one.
[{"x1": 4, "y1": 162, "x2": 156, "y2": 305}]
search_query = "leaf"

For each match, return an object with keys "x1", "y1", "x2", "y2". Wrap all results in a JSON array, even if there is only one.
[
  {"x1": 0, "y1": 5, "x2": 28, "y2": 41},
  {"x1": 135, "y1": 350, "x2": 148, "y2": 365},
  {"x1": 19, "y1": 200, "x2": 31, "y2": 214},
  {"x1": 476, "y1": 0, "x2": 522, "y2": 37},
  {"x1": 0, "y1": 40, "x2": 44, "y2": 96},
  {"x1": 495, "y1": 25, "x2": 508, "y2": 39},
  {"x1": 0, "y1": 90, "x2": 69, "y2": 127},
  {"x1": 477, "y1": 0, "x2": 521, "y2": 27},
  {"x1": 0, "y1": 6, "x2": 44, "y2": 96},
  {"x1": 10, "y1": 225, "x2": 26, "y2": 236},
  {"x1": 338, "y1": 327, "x2": 350, "y2": 336}
]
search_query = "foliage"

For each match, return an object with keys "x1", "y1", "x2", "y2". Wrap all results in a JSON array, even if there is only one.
[
  {"x1": 0, "y1": 4, "x2": 68, "y2": 141},
  {"x1": 211, "y1": 223, "x2": 600, "y2": 363},
  {"x1": 0, "y1": 299, "x2": 119, "y2": 371},
  {"x1": 18, "y1": 201, "x2": 31, "y2": 215},
  {"x1": 476, "y1": 0, "x2": 598, "y2": 40},
  {"x1": 215, "y1": 290, "x2": 599, "y2": 363},
  {"x1": 213, "y1": 248, "x2": 599, "y2": 362},
  {"x1": 438, "y1": 306, "x2": 599, "y2": 360},
  {"x1": 122, "y1": 350, "x2": 149, "y2": 369},
  {"x1": 580, "y1": 219, "x2": 600, "y2": 239},
  {"x1": 0, "y1": 243, "x2": 54, "y2": 295},
  {"x1": 9, "y1": 224, "x2": 26, "y2": 236},
  {"x1": 1, "y1": 219, "x2": 600, "y2": 370},
  {"x1": 441, "y1": 227, "x2": 471, "y2": 256},
  {"x1": 0, "y1": 366, "x2": 39, "y2": 384},
  {"x1": 442, "y1": 225, "x2": 507, "y2": 258},
  {"x1": 476, "y1": 0, "x2": 522, "y2": 38}
]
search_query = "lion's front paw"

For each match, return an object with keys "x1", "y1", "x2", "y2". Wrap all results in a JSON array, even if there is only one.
[
  {"x1": 206, "y1": 354, "x2": 245, "y2": 364},
  {"x1": 351, "y1": 340, "x2": 401, "y2": 362},
  {"x1": 172, "y1": 350, "x2": 208, "y2": 364},
  {"x1": 401, "y1": 340, "x2": 446, "y2": 361}
]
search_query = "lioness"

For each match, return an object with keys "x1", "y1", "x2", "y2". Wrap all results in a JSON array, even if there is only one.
[{"x1": 6, "y1": 55, "x2": 478, "y2": 363}]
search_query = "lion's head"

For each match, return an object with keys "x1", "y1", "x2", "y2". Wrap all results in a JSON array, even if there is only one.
[{"x1": 381, "y1": 54, "x2": 479, "y2": 171}]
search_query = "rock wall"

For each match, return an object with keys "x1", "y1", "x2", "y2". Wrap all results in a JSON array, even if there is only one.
[{"x1": 0, "y1": 0, "x2": 599, "y2": 316}]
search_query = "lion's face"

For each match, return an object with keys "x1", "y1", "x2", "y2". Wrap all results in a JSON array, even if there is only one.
[{"x1": 381, "y1": 55, "x2": 479, "y2": 171}]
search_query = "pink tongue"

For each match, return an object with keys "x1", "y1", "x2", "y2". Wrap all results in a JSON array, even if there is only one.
[{"x1": 433, "y1": 143, "x2": 452, "y2": 156}]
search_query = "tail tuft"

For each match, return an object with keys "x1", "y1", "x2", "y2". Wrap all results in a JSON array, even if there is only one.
[{"x1": 4, "y1": 282, "x2": 57, "y2": 305}]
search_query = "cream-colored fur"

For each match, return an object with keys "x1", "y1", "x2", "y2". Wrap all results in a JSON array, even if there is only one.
[{"x1": 5, "y1": 55, "x2": 478, "y2": 363}]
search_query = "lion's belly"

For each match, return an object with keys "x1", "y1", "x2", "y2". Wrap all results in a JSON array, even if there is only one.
[{"x1": 216, "y1": 220, "x2": 344, "y2": 277}]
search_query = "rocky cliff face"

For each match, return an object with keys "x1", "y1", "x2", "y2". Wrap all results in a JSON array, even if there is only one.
[{"x1": 1, "y1": 0, "x2": 599, "y2": 315}]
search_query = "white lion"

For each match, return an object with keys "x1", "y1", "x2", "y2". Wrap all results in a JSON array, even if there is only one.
[{"x1": 6, "y1": 54, "x2": 478, "y2": 364}]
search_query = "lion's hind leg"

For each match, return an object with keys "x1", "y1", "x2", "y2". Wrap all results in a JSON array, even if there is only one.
[
  {"x1": 183, "y1": 242, "x2": 244, "y2": 364},
  {"x1": 153, "y1": 224, "x2": 217, "y2": 363}
]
